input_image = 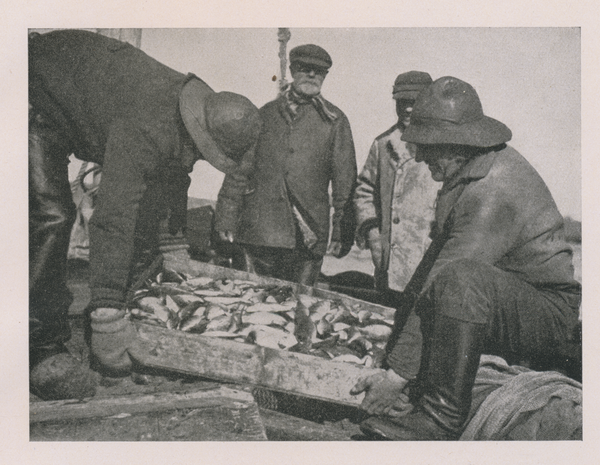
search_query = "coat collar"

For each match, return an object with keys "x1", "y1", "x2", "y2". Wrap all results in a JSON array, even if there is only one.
[{"x1": 441, "y1": 147, "x2": 499, "y2": 192}]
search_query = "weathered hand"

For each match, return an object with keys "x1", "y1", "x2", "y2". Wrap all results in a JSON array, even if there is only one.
[
  {"x1": 367, "y1": 228, "x2": 383, "y2": 267},
  {"x1": 217, "y1": 230, "x2": 235, "y2": 243},
  {"x1": 327, "y1": 240, "x2": 343, "y2": 257},
  {"x1": 350, "y1": 369, "x2": 410, "y2": 416}
]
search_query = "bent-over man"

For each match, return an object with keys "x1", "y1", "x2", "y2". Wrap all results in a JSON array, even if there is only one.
[{"x1": 29, "y1": 29, "x2": 261, "y2": 400}]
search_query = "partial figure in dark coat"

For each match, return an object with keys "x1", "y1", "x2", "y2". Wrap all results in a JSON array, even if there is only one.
[
  {"x1": 216, "y1": 44, "x2": 357, "y2": 286},
  {"x1": 354, "y1": 71, "x2": 440, "y2": 297},
  {"x1": 28, "y1": 29, "x2": 261, "y2": 400},
  {"x1": 350, "y1": 76, "x2": 581, "y2": 440}
]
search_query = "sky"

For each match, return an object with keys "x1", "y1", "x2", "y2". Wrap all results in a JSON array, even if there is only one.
[{"x1": 135, "y1": 28, "x2": 581, "y2": 220}]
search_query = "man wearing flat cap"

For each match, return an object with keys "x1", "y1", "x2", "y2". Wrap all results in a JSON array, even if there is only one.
[
  {"x1": 355, "y1": 71, "x2": 439, "y2": 302},
  {"x1": 28, "y1": 29, "x2": 261, "y2": 400},
  {"x1": 217, "y1": 44, "x2": 357, "y2": 285},
  {"x1": 351, "y1": 76, "x2": 581, "y2": 440}
]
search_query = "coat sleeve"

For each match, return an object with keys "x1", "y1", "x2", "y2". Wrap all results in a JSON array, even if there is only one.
[
  {"x1": 329, "y1": 113, "x2": 357, "y2": 252},
  {"x1": 214, "y1": 146, "x2": 255, "y2": 234},
  {"x1": 385, "y1": 180, "x2": 519, "y2": 380},
  {"x1": 423, "y1": 184, "x2": 519, "y2": 291},
  {"x1": 353, "y1": 139, "x2": 381, "y2": 249},
  {"x1": 88, "y1": 120, "x2": 165, "y2": 310}
]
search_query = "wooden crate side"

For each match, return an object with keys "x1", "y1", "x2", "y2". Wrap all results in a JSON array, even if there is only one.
[
  {"x1": 30, "y1": 386, "x2": 267, "y2": 441},
  {"x1": 30, "y1": 386, "x2": 255, "y2": 423},
  {"x1": 131, "y1": 324, "x2": 384, "y2": 406}
]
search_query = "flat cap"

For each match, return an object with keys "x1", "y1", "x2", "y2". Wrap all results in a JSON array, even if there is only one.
[
  {"x1": 289, "y1": 44, "x2": 332, "y2": 70},
  {"x1": 393, "y1": 71, "x2": 433, "y2": 100}
]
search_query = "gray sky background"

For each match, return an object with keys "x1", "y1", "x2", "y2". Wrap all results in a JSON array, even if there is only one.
[{"x1": 137, "y1": 28, "x2": 580, "y2": 220}]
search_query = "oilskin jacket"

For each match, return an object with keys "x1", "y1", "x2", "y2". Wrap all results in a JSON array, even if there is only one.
[
  {"x1": 29, "y1": 30, "x2": 218, "y2": 309},
  {"x1": 222, "y1": 94, "x2": 357, "y2": 257},
  {"x1": 354, "y1": 124, "x2": 440, "y2": 291},
  {"x1": 386, "y1": 145, "x2": 580, "y2": 378}
]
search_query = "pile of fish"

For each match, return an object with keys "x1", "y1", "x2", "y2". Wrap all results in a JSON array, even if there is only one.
[{"x1": 127, "y1": 268, "x2": 395, "y2": 368}]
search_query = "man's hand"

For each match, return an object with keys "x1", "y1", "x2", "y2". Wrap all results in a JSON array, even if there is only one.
[
  {"x1": 350, "y1": 369, "x2": 411, "y2": 416},
  {"x1": 367, "y1": 227, "x2": 383, "y2": 268},
  {"x1": 327, "y1": 240, "x2": 343, "y2": 257},
  {"x1": 217, "y1": 230, "x2": 235, "y2": 243}
]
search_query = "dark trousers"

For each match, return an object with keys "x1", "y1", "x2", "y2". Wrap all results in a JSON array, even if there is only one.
[
  {"x1": 418, "y1": 259, "x2": 581, "y2": 372},
  {"x1": 29, "y1": 116, "x2": 75, "y2": 349},
  {"x1": 238, "y1": 244, "x2": 324, "y2": 287}
]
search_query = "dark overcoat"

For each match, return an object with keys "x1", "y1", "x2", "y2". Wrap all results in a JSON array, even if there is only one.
[
  {"x1": 219, "y1": 95, "x2": 357, "y2": 257},
  {"x1": 29, "y1": 29, "x2": 210, "y2": 309}
]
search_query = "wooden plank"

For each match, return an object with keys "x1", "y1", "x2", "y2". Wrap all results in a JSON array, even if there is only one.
[
  {"x1": 30, "y1": 388, "x2": 267, "y2": 441},
  {"x1": 258, "y1": 408, "x2": 362, "y2": 441},
  {"x1": 30, "y1": 385, "x2": 256, "y2": 423},
  {"x1": 130, "y1": 324, "x2": 384, "y2": 407}
]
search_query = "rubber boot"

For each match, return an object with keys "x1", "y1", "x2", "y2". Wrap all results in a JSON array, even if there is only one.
[
  {"x1": 360, "y1": 315, "x2": 486, "y2": 440},
  {"x1": 30, "y1": 343, "x2": 97, "y2": 401}
]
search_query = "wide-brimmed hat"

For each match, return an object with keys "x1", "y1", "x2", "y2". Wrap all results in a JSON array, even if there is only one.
[
  {"x1": 289, "y1": 44, "x2": 332, "y2": 70},
  {"x1": 179, "y1": 78, "x2": 262, "y2": 175},
  {"x1": 392, "y1": 71, "x2": 433, "y2": 100},
  {"x1": 401, "y1": 76, "x2": 512, "y2": 147}
]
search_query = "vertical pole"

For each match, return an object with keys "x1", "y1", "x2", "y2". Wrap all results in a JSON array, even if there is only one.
[{"x1": 277, "y1": 28, "x2": 291, "y2": 96}]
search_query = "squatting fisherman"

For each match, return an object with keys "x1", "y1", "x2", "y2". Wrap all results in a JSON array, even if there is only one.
[
  {"x1": 29, "y1": 29, "x2": 261, "y2": 400},
  {"x1": 215, "y1": 44, "x2": 357, "y2": 286},
  {"x1": 351, "y1": 76, "x2": 581, "y2": 440}
]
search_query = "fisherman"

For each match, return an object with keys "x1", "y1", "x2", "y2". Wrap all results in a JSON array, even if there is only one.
[
  {"x1": 29, "y1": 29, "x2": 261, "y2": 400},
  {"x1": 350, "y1": 76, "x2": 581, "y2": 440},
  {"x1": 216, "y1": 44, "x2": 357, "y2": 286},
  {"x1": 354, "y1": 71, "x2": 439, "y2": 301}
]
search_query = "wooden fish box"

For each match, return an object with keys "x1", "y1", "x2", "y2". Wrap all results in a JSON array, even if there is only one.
[
  {"x1": 128, "y1": 257, "x2": 394, "y2": 407},
  {"x1": 30, "y1": 385, "x2": 267, "y2": 441}
]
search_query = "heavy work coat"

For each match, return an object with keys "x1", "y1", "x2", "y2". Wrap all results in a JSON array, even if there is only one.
[
  {"x1": 222, "y1": 95, "x2": 357, "y2": 257},
  {"x1": 29, "y1": 29, "x2": 218, "y2": 309},
  {"x1": 354, "y1": 124, "x2": 440, "y2": 291},
  {"x1": 385, "y1": 145, "x2": 581, "y2": 378}
]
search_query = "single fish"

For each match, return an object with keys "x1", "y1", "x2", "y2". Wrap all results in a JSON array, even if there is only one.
[
  {"x1": 165, "y1": 294, "x2": 180, "y2": 314},
  {"x1": 309, "y1": 300, "x2": 332, "y2": 322},
  {"x1": 315, "y1": 317, "x2": 333, "y2": 338},
  {"x1": 245, "y1": 302, "x2": 295, "y2": 313},
  {"x1": 203, "y1": 296, "x2": 249, "y2": 305},
  {"x1": 358, "y1": 324, "x2": 393, "y2": 342},
  {"x1": 179, "y1": 314, "x2": 208, "y2": 333},
  {"x1": 244, "y1": 325, "x2": 298, "y2": 350},
  {"x1": 177, "y1": 301, "x2": 205, "y2": 322},
  {"x1": 184, "y1": 276, "x2": 214, "y2": 288},
  {"x1": 204, "y1": 303, "x2": 227, "y2": 321},
  {"x1": 243, "y1": 311, "x2": 288, "y2": 327},
  {"x1": 205, "y1": 314, "x2": 233, "y2": 332},
  {"x1": 137, "y1": 296, "x2": 171, "y2": 323},
  {"x1": 293, "y1": 301, "x2": 316, "y2": 349},
  {"x1": 171, "y1": 293, "x2": 204, "y2": 307}
]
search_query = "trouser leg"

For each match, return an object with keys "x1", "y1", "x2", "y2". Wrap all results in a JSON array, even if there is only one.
[
  {"x1": 361, "y1": 259, "x2": 580, "y2": 440},
  {"x1": 239, "y1": 245, "x2": 323, "y2": 286},
  {"x1": 29, "y1": 117, "x2": 76, "y2": 356}
]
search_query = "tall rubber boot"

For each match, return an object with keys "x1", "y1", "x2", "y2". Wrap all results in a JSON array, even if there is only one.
[{"x1": 360, "y1": 315, "x2": 486, "y2": 440}]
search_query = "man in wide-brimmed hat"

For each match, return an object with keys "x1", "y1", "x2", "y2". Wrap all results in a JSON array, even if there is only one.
[
  {"x1": 216, "y1": 44, "x2": 356, "y2": 285},
  {"x1": 29, "y1": 29, "x2": 261, "y2": 400},
  {"x1": 351, "y1": 76, "x2": 581, "y2": 440},
  {"x1": 354, "y1": 71, "x2": 440, "y2": 300}
]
